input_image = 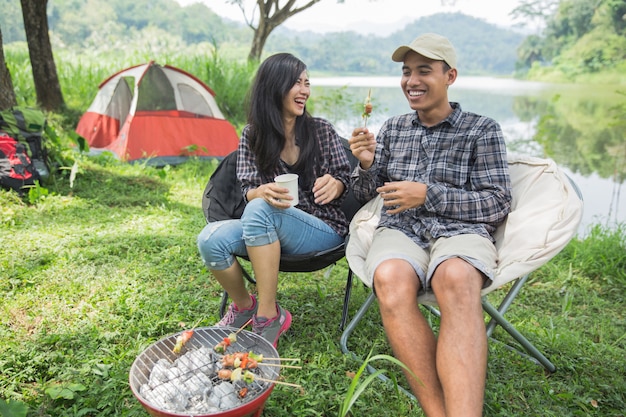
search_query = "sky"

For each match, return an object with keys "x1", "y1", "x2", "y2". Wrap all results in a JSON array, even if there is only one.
[{"x1": 178, "y1": 0, "x2": 527, "y2": 36}]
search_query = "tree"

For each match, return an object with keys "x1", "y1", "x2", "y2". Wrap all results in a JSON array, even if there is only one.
[
  {"x1": 0, "y1": 27, "x2": 17, "y2": 110},
  {"x1": 516, "y1": 34, "x2": 545, "y2": 68},
  {"x1": 230, "y1": 0, "x2": 335, "y2": 61},
  {"x1": 20, "y1": 0, "x2": 65, "y2": 111},
  {"x1": 232, "y1": 0, "x2": 459, "y2": 62},
  {"x1": 510, "y1": 0, "x2": 559, "y2": 29}
]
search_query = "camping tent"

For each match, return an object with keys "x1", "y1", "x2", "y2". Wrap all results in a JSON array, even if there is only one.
[{"x1": 76, "y1": 61, "x2": 239, "y2": 165}]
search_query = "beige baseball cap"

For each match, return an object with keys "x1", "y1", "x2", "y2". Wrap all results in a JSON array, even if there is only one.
[{"x1": 391, "y1": 33, "x2": 457, "y2": 69}]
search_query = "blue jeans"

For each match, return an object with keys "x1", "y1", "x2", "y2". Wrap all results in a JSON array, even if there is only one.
[{"x1": 198, "y1": 198, "x2": 344, "y2": 270}]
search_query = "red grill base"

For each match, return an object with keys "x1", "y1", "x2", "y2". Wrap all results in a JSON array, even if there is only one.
[{"x1": 129, "y1": 327, "x2": 280, "y2": 417}]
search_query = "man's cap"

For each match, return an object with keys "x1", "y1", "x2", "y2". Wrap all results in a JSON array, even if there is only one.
[{"x1": 391, "y1": 33, "x2": 457, "y2": 69}]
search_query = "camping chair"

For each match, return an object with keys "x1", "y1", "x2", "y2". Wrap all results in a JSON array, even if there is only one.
[
  {"x1": 201, "y1": 139, "x2": 362, "y2": 330},
  {"x1": 339, "y1": 154, "x2": 584, "y2": 397}
]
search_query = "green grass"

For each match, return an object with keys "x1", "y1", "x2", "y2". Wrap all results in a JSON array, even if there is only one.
[
  {"x1": 1, "y1": 156, "x2": 625, "y2": 417},
  {"x1": 2, "y1": 42, "x2": 625, "y2": 417}
]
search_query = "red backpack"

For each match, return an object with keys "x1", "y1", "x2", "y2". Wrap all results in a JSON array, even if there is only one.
[{"x1": 0, "y1": 132, "x2": 40, "y2": 193}]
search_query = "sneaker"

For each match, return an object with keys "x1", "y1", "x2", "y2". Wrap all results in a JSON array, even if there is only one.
[
  {"x1": 252, "y1": 304, "x2": 292, "y2": 347},
  {"x1": 216, "y1": 295, "x2": 257, "y2": 328}
]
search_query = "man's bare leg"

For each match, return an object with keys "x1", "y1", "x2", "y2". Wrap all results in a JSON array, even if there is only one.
[
  {"x1": 431, "y1": 258, "x2": 487, "y2": 417},
  {"x1": 374, "y1": 259, "x2": 446, "y2": 417}
]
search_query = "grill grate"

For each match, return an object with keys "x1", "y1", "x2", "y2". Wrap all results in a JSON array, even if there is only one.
[{"x1": 130, "y1": 327, "x2": 280, "y2": 416}]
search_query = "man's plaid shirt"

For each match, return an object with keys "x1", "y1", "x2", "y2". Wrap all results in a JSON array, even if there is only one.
[{"x1": 351, "y1": 102, "x2": 512, "y2": 248}]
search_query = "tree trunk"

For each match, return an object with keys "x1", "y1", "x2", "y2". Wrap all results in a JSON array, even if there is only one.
[
  {"x1": 248, "y1": 18, "x2": 274, "y2": 62},
  {"x1": 0, "y1": 27, "x2": 17, "y2": 110},
  {"x1": 20, "y1": 0, "x2": 65, "y2": 111},
  {"x1": 246, "y1": 0, "x2": 322, "y2": 62}
]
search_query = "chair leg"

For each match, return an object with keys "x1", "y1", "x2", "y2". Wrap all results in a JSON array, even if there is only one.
[
  {"x1": 340, "y1": 292, "x2": 376, "y2": 356},
  {"x1": 485, "y1": 275, "x2": 529, "y2": 337},
  {"x1": 339, "y1": 269, "x2": 354, "y2": 331},
  {"x1": 482, "y1": 299, "x2": 556, "y2": 372},
  {"x1": 219, "y1": 290, "x2": 229, "y2": 318}
]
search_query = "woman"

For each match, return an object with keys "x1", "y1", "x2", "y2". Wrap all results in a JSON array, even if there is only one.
[{"x1": 197, "y1": 53, "x2": 350, "y2": 347}]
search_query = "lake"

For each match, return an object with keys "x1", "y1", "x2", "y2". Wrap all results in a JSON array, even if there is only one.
[{"x1": 311, "y1": 76, "x2": 626, "y2": 237}]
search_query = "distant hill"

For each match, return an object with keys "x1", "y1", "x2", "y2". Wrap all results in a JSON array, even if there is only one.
[
  {"x1": 0, "y1": 0, "x2": 524, "y2": 77},
  {"x1": 388, "y1": 13, "x2": 525, "y2": 75},
  {"x1": 265, "y1": 12, "x2": 525, "y2": 76}
]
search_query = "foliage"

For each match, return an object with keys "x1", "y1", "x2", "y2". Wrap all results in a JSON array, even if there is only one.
[
  {"x1": 516, "y1": 0, "x2": 626, "y2": 80},
  {"x1": 1, "y1": 10, "x2": 625, "y2": 413},
  {"x1": 199, "y1": 48, "x2": 259, "y2": 129},
  {"x1": 0, "y1": 398, "x2": 28, "y2": 417},
  {"x1": 338, "y1": 351, "x2": 419, "y2": 417}
]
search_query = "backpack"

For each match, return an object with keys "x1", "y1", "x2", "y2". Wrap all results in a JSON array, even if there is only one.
[
  {"x1": 201, "y1": 150, "x2": 246, "y2": 223},
  {"x1": 0, "y1": 132, "x2": 40, "y2": 193},
  {"x1": 0, "y1": 106, "x2": 50, "y2": 179}
]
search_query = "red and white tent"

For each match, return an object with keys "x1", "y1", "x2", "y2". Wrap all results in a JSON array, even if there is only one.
[{"x1": 76, "y1": 61, "x2": 239, "y2": 165}]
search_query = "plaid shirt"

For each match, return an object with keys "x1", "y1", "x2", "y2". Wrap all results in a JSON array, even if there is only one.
[
  {"x1": 351, "y1": 102, "x2": 512, "y2": 248},
  {"x1": 237, "y1": 117, "x2": 350, "y2": 237}
]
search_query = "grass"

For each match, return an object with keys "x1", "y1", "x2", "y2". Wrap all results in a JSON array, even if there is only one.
[
  {"x1": 2, "y1": 42, "x2": 625, "y2": 416},
  {"x1": 1, "y1": 155, "x2": 625, "y2": 417}
]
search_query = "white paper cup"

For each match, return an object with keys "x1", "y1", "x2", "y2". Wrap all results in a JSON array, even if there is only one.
[{"x1": 274, "y1": 173, "x2": 299, "y2": 206}]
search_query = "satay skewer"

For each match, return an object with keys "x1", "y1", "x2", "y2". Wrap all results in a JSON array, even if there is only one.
[
  {"x1": 258, "y1": 363, "x2": 302, "y2": 369},
  {"x1": 222, "y1": 368, "x2": 302, "y2": 389},
  {"x1": 255, "y1": 376, "x2": 302, "y2": 388},
  {"x1": 362, "y1": 88, "x2": 373, "y2": 128},
  {"x1": 235, "y1": 319, "x2": 252, "y2": 334},
  {"x1": 214, "y1": 320, "x2": 252, "y2": 353},
  {"x1": 172, "y1": 318, "x2": 204, "y2": 353}
]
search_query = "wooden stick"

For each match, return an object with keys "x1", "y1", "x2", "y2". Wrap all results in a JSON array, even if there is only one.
[
  {"x1": 235, "y1": 319, "x2": 252, "y2": 335},
  {"x1": 258, "y1": 363, "x2": 302, "y2": 369},
  {"x1": 190, "y1": 318, "x2": 203, "y2": 329},
  {"x1": 363, "y1": 88, "x2": 372, "y2": 128},
  {"x1": 262, "y1": 357, "x2": 300, "y2": 362},
  {"x1": 255, "y1": 376, "x2": 301, "y2": 388}
]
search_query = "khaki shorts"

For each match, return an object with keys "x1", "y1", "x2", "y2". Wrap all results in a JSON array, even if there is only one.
[{"x1": 365, "y1": 227, "x2": 498, "y2": 292}]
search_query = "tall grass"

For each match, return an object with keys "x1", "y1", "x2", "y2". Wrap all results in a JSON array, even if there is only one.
[{"x1": 5, "y1": 41, "x2": 256, "y2": 132}]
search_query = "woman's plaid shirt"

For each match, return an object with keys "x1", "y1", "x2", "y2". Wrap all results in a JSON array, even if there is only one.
[{"x1": 237, "y1": 117, "x2": 351, "y2": 237}]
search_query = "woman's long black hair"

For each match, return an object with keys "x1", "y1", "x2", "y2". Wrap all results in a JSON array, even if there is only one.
[{"x1": 246, "y1": 53, "x2": 320, "y2": 189}]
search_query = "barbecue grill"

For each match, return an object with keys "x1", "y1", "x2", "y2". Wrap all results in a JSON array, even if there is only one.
[{"x1": 130, "y1": 327, "x2": 280, "y2": 417}]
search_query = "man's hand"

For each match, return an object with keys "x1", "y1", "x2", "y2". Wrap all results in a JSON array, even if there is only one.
[
  {"x1": 348, "y1": 127, "x2": 376, "y2": 170},
  {"x1": 377, "y1": 181, "x2": 427, "y2": 214}
]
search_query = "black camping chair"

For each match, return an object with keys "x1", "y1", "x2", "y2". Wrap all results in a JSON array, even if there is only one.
[{"x1": 201, "y1": 138, "x2": 362, "y2": 330}]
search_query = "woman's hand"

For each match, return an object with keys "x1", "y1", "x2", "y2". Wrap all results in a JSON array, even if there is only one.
[
  {"x1": 313, "y1": 174, "x2": 344, "y2": 205},
  {"x1": 247, "y1": 183, "x2": 293, "y2": 209}
]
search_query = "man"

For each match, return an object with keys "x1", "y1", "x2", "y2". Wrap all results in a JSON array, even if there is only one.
[{"x1": 349, "y1": 33, "x2": 512, "y2": 416}]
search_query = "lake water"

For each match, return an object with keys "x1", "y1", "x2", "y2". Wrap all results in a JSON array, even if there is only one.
[{"x1": 311, "y1": 76, "x2": 626, "y2": 237}]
